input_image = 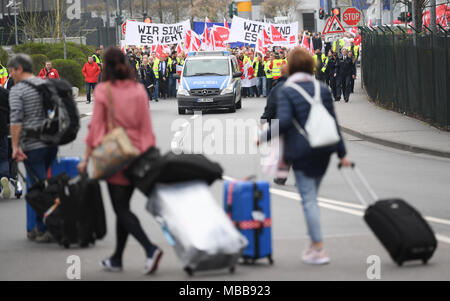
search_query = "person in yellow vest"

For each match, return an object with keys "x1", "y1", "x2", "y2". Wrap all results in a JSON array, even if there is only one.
[
  {"x1": 313, "y1": 49, "x2": 327, "y2": 82},
  {"x1": 92, "y1": 48, "x2": 102, "y2": 82},
  {"x1": 264, "y1": 53, "x2": 274, "y2": 94},
  {"x1": 269, "y1": 53, "x2": 285, "y2": 87},
  {"x1": 253, "y1": 53, "x2": 266, "y2": 98},
  {"x1": 348, "y1": 42, "x2": 360, "y2": 63},
  {"x1": 0, "y1": 62, "x2": 8, "y2": 87},
  {"x1": 153, "y1": 56, "x2": 160, "y2": 102},
  {"x1": 168, "y1": 52, "x2": 178, "y2": 98},
  {"x1": 332, "y1": 37, "x2": 345, "y2": 58}
]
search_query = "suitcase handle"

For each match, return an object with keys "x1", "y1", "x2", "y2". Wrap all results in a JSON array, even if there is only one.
[{"x1": 338, "y1": 163, "x2": 378, "y2": 207}]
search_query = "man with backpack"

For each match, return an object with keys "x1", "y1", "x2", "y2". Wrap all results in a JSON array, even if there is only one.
[{"x1": 7, "y1": 54, "x2": 58, "y2": 243}]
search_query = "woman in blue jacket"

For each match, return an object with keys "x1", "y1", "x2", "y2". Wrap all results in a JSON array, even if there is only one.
[{"x1": 260, "y1": 47, "x2": 352, "y2": 265}]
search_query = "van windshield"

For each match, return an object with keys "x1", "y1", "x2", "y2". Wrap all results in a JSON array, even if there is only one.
[{"x1": 183, "y1": 58, "x2": 230, "y2": 77}]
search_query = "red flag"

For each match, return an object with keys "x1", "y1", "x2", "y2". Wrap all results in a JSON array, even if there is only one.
[
  {"x1": 289, "y1": 35, "x2": 296, "y2": 45},
  {"x1": 224, "y1": 18, "x2": 229, "y2": 29},
  {"x1": 353, "y1": 35, "x2": 362, "y2": 46},
  {"x1": 263, "y1": 28, "x2": 272, "y2": 45},
  {"x1": 212, "y1": 29, "x2": 226, "y2": 50},
  {"x1": 155, "y1": 44, "x2": 164, "y2": 59},
  {"x1": 271, "y1": 25, "x2": 287, "y2": 42},
  {"x1": 185, "y1": 30, "x2": 192, "y2": 51},
  {"x1": 213, "y1": 26, "x2": 230, "y2": 42},
  {"x1": 176, "y1": 43, "x2": 183, "y2": 54},
  {"x1": 300, "y1": 33, "x2": 309, "y2": 49},
  {"x1": 205, "y1": 17, "x2": 212, "y2": 24}
]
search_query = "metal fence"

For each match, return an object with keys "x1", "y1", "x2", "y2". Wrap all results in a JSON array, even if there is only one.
[{"x1": 360, "y1": 26, "x2": 450, "y2": 130}]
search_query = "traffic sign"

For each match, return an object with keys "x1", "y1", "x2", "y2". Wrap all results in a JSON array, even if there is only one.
[
  {"x1": 322, "y1": 16, "x2": 345, "y2": 35},
  {"x1": 342, "y1": 8, "x2": 361, "y2": 26}
]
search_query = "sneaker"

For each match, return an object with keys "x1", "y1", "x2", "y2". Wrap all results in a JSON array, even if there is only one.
[
  {"x1": 86, "y1": 100, "x2": 90, "y2": 104},
  {"x1": 302, "y1": 246, "x2": 330, "y2": 265},
  {"x1": 1, "y1": 177, "x2": 11, "y2": 198},
  {"x1": 35, "y1": 231, "x2": 55, "y2": 243},
  {"x1": 144, "y1": 247, "x2": 163, "y2": 275},
  {"x1": 27, "y1": 228, "x2": 41, "y2": 241},
  {"x1": 100, "y1": 258, "x2": 123, "y2": 272},
  {"x1": 273, "y1": 177, "x2": 287, "y2": 186}
]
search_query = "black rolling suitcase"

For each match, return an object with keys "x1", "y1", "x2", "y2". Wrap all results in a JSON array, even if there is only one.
[{"x1": 339, "y1": 163, "x2": 437, "y2": 266}]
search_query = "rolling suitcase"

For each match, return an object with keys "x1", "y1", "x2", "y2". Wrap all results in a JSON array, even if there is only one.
[
  {"x1": 339, "y1": 163, "x2": 437, "y2": 266},
  {"x1": 147, "y1": 180, "x2": 248, "y2": 276},
  {"x1": 224, "y1": 179, "x2": 273, "y2": 265}
]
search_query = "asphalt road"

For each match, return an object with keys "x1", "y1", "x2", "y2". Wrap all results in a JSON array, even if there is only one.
[{"x1": 0, "y1": 97, "x2": 449, "y2": 281}]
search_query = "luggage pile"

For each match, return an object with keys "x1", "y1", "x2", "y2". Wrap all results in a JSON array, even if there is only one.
[
  {"x1": 23, "y1": 157, "x2": 106, "y2": 249},
  {"x1": 125, "y1": 148, "x2": 248, "y2": 276}
]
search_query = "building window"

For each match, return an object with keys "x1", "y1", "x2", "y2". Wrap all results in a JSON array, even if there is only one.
[{"x1": 303, "y1": 13, "x2": 315, "y2": 32}]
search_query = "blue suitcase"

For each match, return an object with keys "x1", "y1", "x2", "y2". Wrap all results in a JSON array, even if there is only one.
[
  {"x1": 49, "y1": 157, "x2": 80, "y2": 178},
  {"x1": 224, "y1": 180, "x2": 273, "y2": 265}
]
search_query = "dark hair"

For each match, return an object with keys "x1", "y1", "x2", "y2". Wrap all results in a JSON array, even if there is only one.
[
  {"x1": 102, "y1": 47, "x2": 135, "y2": 82},
  {"x1": 287, "y1": 47, "x2": 315, "y2": 76},
  {"x1": 7, "y1": 54, "x2": 33, "y2": 73}
]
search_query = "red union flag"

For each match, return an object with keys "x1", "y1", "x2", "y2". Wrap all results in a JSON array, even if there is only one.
[
  {"x1": 289, "y1": 35, "x2": 296, "y2": 45},
  {"x1": 270, "y1": 25, "x2": 287, "y2": 43},
  {"x1": 213, "y1": 26, "x2": 230, "y2": 42},
  {"x1": 212, "y1": 29, "x2": 226, "y2": 50},
  {"x1": 263, "y1": 28, "x2": 272, "y2": 45},
  {"x1": 184, "y1": 30, "x2": 192, "y2": 51}
]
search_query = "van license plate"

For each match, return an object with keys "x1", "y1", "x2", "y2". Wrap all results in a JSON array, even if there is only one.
[{"x1": 197, "y1": 98, "x2": 213, "y2": 103}]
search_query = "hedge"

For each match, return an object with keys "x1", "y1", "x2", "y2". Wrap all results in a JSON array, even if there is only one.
[
  {"x1": 52, "y1": 59, "x2": 84, "y2": 89},
  {"x1": 0, "y1": 47, "x2": 8, "y2": 66},
  {"x1": 31, "y1": 54, "x2": 48, "y2": 75},
  {"x1": 46, "y1": 46, "x2": 86, "y2": 69},
  {"x1": 12, "y1": 43, "x2": 49, "y2": 56}
]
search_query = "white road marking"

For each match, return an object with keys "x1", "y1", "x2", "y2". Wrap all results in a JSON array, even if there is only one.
[{"x1": 223, "y1": 175, "x2": 450, "y2": 244}]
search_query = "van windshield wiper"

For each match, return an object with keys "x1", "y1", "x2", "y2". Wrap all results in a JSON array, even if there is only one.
[{"x1": 191, "y1": 72, "x2": 225, "y2": 76}]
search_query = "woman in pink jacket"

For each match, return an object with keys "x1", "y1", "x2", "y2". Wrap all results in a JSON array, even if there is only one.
[{"x1": 78, "y1": 47, "x2": 163, "y2": 274}]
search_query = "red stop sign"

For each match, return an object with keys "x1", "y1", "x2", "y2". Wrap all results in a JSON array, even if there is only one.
[{"x1": 343, "y1": 8, "x2": 361, "y2": 26}]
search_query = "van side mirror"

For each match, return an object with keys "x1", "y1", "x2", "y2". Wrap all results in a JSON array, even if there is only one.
[{"x1": 233, "y1": 72, "x2": 242, "y2": 78}]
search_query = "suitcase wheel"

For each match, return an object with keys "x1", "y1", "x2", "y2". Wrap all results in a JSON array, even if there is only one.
[
  {"x1": 15, "y1": 191, "x2": 22, "y2": 199},
  {"x1": 268, "y1": 256, "x2": 274, "y2": 265},
  {"x1": 184, "y1": 267, "x2": 194, "y2": 277},
  {"x1": 422, "y1": 259, "x2": 428, "y2": 265},
  {"x1": 63, "y1": 241, "x2": 70, "y2": 249},
  {"x1": 229, "y1": 266, "x2": 235, "y2": 274},
  {"x1": 397, "y1": 261, "x2": 403, "y2": 267}
]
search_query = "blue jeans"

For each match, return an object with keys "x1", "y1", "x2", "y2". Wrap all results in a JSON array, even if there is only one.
[
  {"x1": 24, "y1": 147, "x2": 58, "y2": 233},
  {"x1": 294, "y1": 170, "x2": 323, "y2": 243},
  {"x1": 168, "y1": 74, "x2": 176, "y2": 98},
  {"x1": 86, "y1": 82, "x2": 97, "y2": 102},
  {"x1": 0, "y1": 135, "x2": 9, "y2": 178},
  {"x1": 259, "y1": 76, "x2": 267, "y2": 97},
  {"x1": 153, "y1": 79, "x2": 159, "y2": 100}
]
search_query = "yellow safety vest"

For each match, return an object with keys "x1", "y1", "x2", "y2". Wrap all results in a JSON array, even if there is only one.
[
  {"x1": 153, "y1": 58, "x2": 160, "y2": 79},
  {"x1": 168, "y1": 57, "x2": 173, "y2": 72},
  {"x1": 0, "y1": 65, "x2": 8, "y2": 78},
  {"x1": 332, "y1": 40, "x2": 345, "y2": 52},
  {"x1": 92, "y1": 54, "x2": 102, "y2": 64},
  {"x1": 264, "y1": 61, "x2": 273, "y2": 79},
  {"x1": 348, "y1": 45, "x2": 360, "y2": 58},
  {"x1": 313, "y1": 54, "x2": 326, "y2": 72},
  {"x1": 271, "y1": 59, "x2": 283, "y2": 79},
  {"x1": 321, "y1": 57, "x2": 330, "y2": 73},
  {"x1": 176, "y1": 57, "x2": 184, "y2": 66}
]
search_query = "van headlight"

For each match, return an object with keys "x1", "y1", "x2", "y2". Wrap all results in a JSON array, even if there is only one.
[
  {"x1": 177, "y1": 85, "x2": 190, "y2": 96},
  {"x1": 220, "y1": 82, "x2": 234, "y2": 95}
]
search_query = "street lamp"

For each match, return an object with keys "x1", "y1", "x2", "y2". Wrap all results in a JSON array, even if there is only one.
[{"x1": 6, "y1": 0, "x2": 21, "y2": 45}]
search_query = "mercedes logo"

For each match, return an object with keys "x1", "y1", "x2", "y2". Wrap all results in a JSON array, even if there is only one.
[{"x1": 202, "y1": 89, "x2": 208, "y2": 95}]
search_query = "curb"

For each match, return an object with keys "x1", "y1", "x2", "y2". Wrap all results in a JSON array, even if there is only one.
[{"x1": 339, "y1": 126, "x2": 450, "y2": 159}]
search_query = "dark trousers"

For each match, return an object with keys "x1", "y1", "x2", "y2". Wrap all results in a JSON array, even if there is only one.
[
  {"x1": 330, "y1": 77, "x2": 338, "y2": 100},
  {"x1": 107, "y1": 184, "x2": 156, "y2": 262},
  {"x1": 266, "y1": 78, "x2": 273, "y2": 95},
  {"x1": 336, "y1": 75, "x2": 352, "y2": 100},
  {"x1": 24, "y1": 146, "x2": 58, "y2": 232},
  {"x1": 159, "y1": 78, "x2": 168, "y2": 99},
  {"x1": 168, "y1": 73, "x2": 177, "y2": 98},
  {"x1": 86, "y1": 82, "x2": 97, "y2": 102},
  {"x1": 0, "y1": 135, "x2": 8, "y2": 178}
]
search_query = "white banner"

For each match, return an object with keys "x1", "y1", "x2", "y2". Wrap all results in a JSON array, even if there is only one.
[
  {"x1": 228, "y1": 16, "x2": 298, "y2": 46},
  {"x1": 125, "y1": 20, "x2": 191, "y2": 46}
]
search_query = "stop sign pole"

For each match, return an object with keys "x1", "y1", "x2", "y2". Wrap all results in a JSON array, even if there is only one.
[{"x1": 342, "y1": 7, "x2": 362, "y2": 27}]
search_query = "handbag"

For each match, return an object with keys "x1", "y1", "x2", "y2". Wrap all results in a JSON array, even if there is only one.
[{"x1": 91, "y1": 82, "x2": 140, "y2": 179}]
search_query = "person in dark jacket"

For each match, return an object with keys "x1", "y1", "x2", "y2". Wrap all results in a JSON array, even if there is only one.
[
  {"x1": 138, "y1": 55, "x2": 156, "y2": 101},
  {"x1": 327, "y1": 52, "x2": 340, "y2": 101},
  {"x1": 336, "y1": 48, "x2": 356, "y2": 102},
  {"x1": 259, "y1": 47, "x2": 352, "y2": 265},
  {"x1": 260, "y1": 65, "x2": 288, "y2": 125}
]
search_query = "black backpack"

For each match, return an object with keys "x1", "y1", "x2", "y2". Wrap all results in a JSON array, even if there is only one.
[{"x1": 22, "y1": 79, "x2": 80, "y2": 146}]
